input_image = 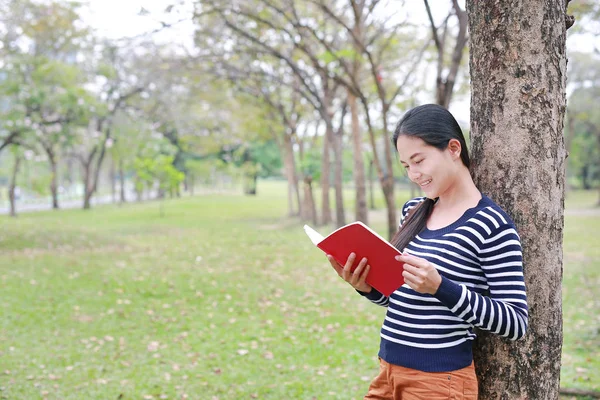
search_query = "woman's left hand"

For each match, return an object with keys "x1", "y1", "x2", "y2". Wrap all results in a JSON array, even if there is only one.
[{"x1": 395, "y1": 254, "x2": 442, "y2": 295}]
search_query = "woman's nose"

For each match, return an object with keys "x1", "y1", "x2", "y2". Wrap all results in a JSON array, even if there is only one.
[{"x1": 408, "y1": 169, "x2": 421, "y2": 181}]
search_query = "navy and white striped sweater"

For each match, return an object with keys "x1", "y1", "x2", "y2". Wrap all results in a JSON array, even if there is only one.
[{"x1": 360, "y1": 195, "x2": 528, "y2": 372}]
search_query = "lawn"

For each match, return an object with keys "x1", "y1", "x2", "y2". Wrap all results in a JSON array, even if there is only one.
[{"x1": 0, "y1": 181, "x2": 598, "y2": 399}]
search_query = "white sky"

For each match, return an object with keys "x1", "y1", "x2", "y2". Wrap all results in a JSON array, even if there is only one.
[{"x1": 80, "y1": 0, "x2": 196, "y2": 47}]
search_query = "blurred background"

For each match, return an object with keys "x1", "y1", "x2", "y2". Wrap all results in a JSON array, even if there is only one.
[
  {"x1": 0, "y1": 0, "x2": 597, "y2": 216},
  {"x1": 0, "y1": 1, "x2": 598, "y2": 399}
]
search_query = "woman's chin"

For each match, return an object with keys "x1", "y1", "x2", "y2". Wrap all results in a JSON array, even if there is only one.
[{"x1": 421, "y1": 185, "x2": 436, "y2": 197}]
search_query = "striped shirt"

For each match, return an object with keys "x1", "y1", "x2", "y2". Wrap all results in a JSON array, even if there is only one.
[{"x1": 360, "y1": 195, "x2": 528, "y2": 372}]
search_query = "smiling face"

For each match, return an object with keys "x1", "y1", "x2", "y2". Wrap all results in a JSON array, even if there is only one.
[{"x1": 396, "y1": 135, "x2": 463, "y2": 199}]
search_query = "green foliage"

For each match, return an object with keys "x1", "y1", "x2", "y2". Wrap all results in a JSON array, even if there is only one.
[
  {"x1": 133, "y1": 155, "x2": 185, "y2": 195},
  {"x1": 317, "y1": 48, "x2": 361, "y2": 65},
  {"x1": 299, "y1": 146, "x2": 322, "y2": 181},
  {"x1": 249, "y1": 140, "x2": 283, "y2": 178},
  {"x1": 185, "y1": 159, "x2": 217, "y2": 183},
  {"x1": 567, "y1": 82, "x2": 600, "y2": 189},
  {"x1": 28, "y1": 170, "x2": 52, "y2": 196},
  {"x1": 0, "y1": 0, "x2": 96, "y2": 160}
]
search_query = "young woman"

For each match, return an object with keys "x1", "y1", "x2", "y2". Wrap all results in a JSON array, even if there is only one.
[{"x1": 327, "y1": 104, "x2": 528, "y2": 399}]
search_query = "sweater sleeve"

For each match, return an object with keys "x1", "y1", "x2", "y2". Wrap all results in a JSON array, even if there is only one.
[
  {"x1": 433, "y1": 223, "x2": 529, "y2": 340},
  {"x1": 356, "y1": 287, "x2": 390, "y2": 307}
]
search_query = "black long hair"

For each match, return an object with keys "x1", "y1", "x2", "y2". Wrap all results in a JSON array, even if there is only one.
[{"x1": 390, "y1": 104, "x2": 470, "y2": 252}]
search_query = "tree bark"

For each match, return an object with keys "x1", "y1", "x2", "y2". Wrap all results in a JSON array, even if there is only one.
[
  {"x1": 46, "y1": 148, "x2": 59, "y2": 210},
  {"x1": 361, "y1": 106, "x2": 397, "y2": 239},
  {"x1": 368, "y1": 158, "x2": 375, "y2": 210},
  {"x1": 81, "y1": 149, "x2": 96, "y2": 210},
  {"x1": 349, "y1": 2, "x2": 368, "y2": 223},
  {"x1": 468, "y1": 0, "x2": 567, "y2": 398},
  {"x1": 0, "y1": 131, "x2": 20, "y2": 155},
  {"x1": 320, "y1": 123, "x2": 332, "y2": 226},
  {"x1": 302, "y1": 175, "x2": 318, "y2": 227},
  {"x1": 332, "y1": 114, "x2": 346, "y2": 229},
  {"x1": 119, "y1": 160, "x2": 126, "y2": 203},
  {"x1": 110, "y1": 157, "x2": 117, "y2": 204},
  {"x1": 282, "y1": 132, "x2": 302, "y2": 217},
  {"x1": 322, "y1": 73, "x2": 345, "y2": 228},
  {"x1": 349, "y1": 89, "x2": 368, "y2": 223},
  {"x1": 83, "y1": 174, "x2": 93, "y2": 209},
  {"x1": 9, "y1": 155, "x2": 21, "y2": 218},
  {"x1": 85, "y1": 128, "x2": 110, "y2": 208}
]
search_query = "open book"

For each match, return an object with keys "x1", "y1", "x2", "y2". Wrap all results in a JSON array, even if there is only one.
[{"x1": 304, "y1": 222, "x2": 404, "y2": 296}]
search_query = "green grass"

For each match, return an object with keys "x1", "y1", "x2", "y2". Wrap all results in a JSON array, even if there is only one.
[{"x1": 0, "y1": 181, "x2": 598, "y2": 399}]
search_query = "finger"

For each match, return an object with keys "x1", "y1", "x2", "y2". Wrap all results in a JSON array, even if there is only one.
[
  {"x1": 358, "y1": 264, "x2": 371, "y2": 285},
  {"x1": 402, "y1": 263, "x2": 426, "y2": 278},
  {"x1": 403, "y1": 269, "x2": 422, "y2": 284},
  {"x1": 351, "y1": 257, "x2": 368, "y2": 284},
  {"x1": 327, "y1": 255, "x2": 343, "y2": 275},
  {"x1": 344, "y1": 253, "x2": 356, "y2": 272},
  {"x1": 402, "y1": 272, "x2": 422, "y2": 289},
  {"x1": 342, "y1": 253, "x2": 356, "y2": 280},
  {"x1": 395, "y1": 254, "x2": 428, "y2": 267}
]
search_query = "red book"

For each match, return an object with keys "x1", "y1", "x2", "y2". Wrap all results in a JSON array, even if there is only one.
[{"x1": 304, "y1": 222, "x2": 404, "y2": 296}]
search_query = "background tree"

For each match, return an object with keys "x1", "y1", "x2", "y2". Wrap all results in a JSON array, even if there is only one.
[
  {"x1": 73, "y1": 43, "x2": 144, "y2": 209},
  {"x1": 424, "y1": 0, "x2": 468, "y2": 109}
]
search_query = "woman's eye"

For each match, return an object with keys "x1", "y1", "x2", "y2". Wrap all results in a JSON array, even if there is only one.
[{"x1": 415, "y1": 159, "x2": 423, "y2": 165}]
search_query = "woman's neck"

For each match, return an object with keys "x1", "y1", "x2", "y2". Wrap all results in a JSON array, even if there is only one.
[{"x1": 435, "y1": 168, "x2": 481, "y2": 210}]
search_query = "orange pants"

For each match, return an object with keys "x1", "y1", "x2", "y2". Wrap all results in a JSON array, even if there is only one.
[{"x1": 364, "y1": 358, "x2": 478, "y2": 400}]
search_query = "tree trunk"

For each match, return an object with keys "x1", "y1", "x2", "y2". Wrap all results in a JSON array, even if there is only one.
[
  {"x1": 110, "y1": 157, "x2": 117, "y2": 204},
  {"x1": 380, "y1": 115, "x2": 397, "y2": 239},
  {"x1": 9, "y1": 155, "x2": 21, "y2": 218},
  {"x1": 368, "y1": 158, "x2": 375, "y2": 210},
  {"x1": 468, "y1": 1, "x2": 567, "y2": 398},
  {"x1": 83, "y1": 187, "x2": 92, "y2": 210},
  {"x1": 119, "y1": 160, "x2": 126, "y2": 204},
  {"x1": 47, "y1": 149, "x2": 59, "y2": 210},
  {"x1": 381, "y1": 178, "x2": 396, "y2": 238},
  {"x1": 332, "y1": 123, "x2": 345, "y2": 228},
  {"x1": 430, "y1": 0, "x2": 468, "y2": 109},
  {"x1": 0, "y1": 131, "x2": 20, "y2": 155},
  {"x1": 320, "y1": 126, "x2": 332, "y2": 226},
  {"x1": 410, "y1": 182, "x2": 422, "y2": 199},
  {"x1": 349, "y1": 4, "x2": 368, "y2": 223},
  {"x1": 82, "y1": 160, "x2": 93, "y2": 210},
  {"x1": 84, "y1": 123, "x2": 111, "y2": 210},
  {"x1": 302, "y1": 175, "x2": 318, "y2": 227},
  {"x1": 349, "y1": 90, "x2": 368, "y2": 223},
  {"x1": 189, "y1": 173, "x2": 195, "y2": 196},
  {"x1": 362, "y1": 107, "x2": 397, "y2": 239},
  {"x1": 283, "y1": 132, "x2": 302, "y2": 217}
]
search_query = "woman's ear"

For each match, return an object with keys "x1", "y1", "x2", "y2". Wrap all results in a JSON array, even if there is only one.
[{"x1": 447, "y1": 139, "x2": 462, "y2": 161}]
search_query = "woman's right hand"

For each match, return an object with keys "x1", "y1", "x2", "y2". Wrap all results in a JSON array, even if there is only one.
[{"x1": 327, "y1": 252, "x2": 372, "y2": 293}]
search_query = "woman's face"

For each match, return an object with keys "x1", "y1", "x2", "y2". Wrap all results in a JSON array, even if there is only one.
[{"x1": 396, "y1": 135, "x2": 461, "y2": 198}]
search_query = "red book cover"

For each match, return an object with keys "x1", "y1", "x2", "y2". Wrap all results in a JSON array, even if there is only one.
[{"x1": 304, "y1": 222, "x2": 404, "y2": 296}]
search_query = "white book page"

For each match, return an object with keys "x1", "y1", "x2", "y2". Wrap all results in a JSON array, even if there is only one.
[{"x1": 303, "y1": 224, "x2": 324, "y2": 245}]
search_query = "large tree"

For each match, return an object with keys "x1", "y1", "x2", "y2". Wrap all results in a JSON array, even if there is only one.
[{"x1": 467, "y1": 0, "x2": 570, "y2": 398}]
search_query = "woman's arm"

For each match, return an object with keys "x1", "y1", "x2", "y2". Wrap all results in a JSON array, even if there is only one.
[{"x1": 433, "y1": 224, "x2": 528, "y2": 340}]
